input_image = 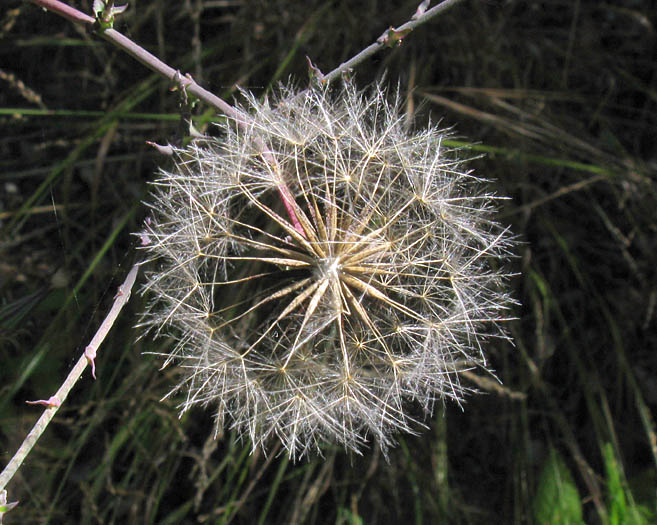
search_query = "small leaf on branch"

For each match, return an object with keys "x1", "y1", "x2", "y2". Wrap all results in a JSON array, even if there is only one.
[
  {"x1": 412, "y1": 0, "x2": 431, "y2": 20},
  {"x1": 377, "y1": 26, "x2": 412, "y2": 48}
]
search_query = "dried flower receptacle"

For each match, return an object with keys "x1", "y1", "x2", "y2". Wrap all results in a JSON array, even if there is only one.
[{"x1": 139, "y1": 80, "x2": 514, "y2": 458}]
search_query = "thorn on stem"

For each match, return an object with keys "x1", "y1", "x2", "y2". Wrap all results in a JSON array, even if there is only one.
[
  {"x1": 306, "y1": 56, "x2": 325, "y2": 84},
  {"x1": 85, "y1": 345, "x2": 97, "y2": 380},
  {"x1": 413, "y1": 0, "x2": 431, "y2": 20},
  {"x1": 188, "y1": 121, "x2": 205, "y2": 139},
  {"x1": 25, "y1": 396, "x2": 61, "y2": 408},
  {"x1": 114, "y1": 281, "x2": 131, "y2": 301},
  {"x1": 0, "y1": 490, "x2": 19, "y2": 523},
  {"x1": 146, "y1": 141, "x2": 175, "y2": 156}
]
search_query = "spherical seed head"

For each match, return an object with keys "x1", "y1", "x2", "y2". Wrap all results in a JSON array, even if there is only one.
[{"x1": 139, "y1": 79, "x2": 515, "y2": 459}]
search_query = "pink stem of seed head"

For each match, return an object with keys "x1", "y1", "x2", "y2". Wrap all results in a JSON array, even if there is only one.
[{"x1": 260, "y1": 148, "x2": 305, "y2": 237}]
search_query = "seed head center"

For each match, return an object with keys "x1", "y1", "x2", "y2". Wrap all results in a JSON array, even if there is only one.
[{"x1": 317, "y1": 256, "x2": 342, "y2": 281}]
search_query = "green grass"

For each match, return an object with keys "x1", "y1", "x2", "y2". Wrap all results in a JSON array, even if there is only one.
[{"x1": 1, "y1": 0, "x2": 656, "y2": 523}]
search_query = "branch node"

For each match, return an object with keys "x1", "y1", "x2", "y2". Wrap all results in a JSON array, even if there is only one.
[
  {"x1": 377, "y1": 26, "x2": 412, "y2": 48},
  {"x1": 93, "y1": 0, "x2": 128, "y2": 30},
  {"x1": 170, "y1": 70, "x2": 194, "y2": 106}
]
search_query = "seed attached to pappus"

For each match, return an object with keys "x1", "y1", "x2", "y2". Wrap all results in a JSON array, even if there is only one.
[{"x1": 139, "y1": 79, "x2": 515, "y2": 458}]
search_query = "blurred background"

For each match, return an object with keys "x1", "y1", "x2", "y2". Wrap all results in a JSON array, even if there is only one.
[{"x1": 1, "y1": 0, "x2": 656, "y2": 523}]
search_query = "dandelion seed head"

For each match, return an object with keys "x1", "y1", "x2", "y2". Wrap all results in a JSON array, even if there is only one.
[{"x1": 139, "y1": 79, "x2": 515, "y2": 459}]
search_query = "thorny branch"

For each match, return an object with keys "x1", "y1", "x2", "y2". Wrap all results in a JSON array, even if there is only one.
[
  {"x1": 27, "y1": 0, "x2": 466, "y2": 109},
  {"x1": 0, "y1": 264, "x2": 139, "y2": 492},
  {"x1": 321, "y1": 0, "x2": 467, "y2": 84},
  {"x1": 27, "y1": 0, "x2": 245, "y2": 123},
  {"x1": 27, "y1": 0, "x2": 465, "y2": 235}
]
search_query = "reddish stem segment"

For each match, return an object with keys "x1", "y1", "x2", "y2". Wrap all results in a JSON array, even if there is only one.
[{"x1": 260, "y1": 149, "x2": 305, "y2": 236}]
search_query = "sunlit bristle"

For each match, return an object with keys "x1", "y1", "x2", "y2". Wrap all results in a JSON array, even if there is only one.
[{"x1": 138, "y1": 79, "x2": 515, "y2": 459}]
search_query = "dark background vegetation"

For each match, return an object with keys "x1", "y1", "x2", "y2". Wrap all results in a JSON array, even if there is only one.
[{"x1": 1, "y1": 0, "x2": 656, "y2": 523}]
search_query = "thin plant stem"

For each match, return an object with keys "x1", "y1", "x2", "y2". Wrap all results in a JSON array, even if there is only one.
[
  {"x1": 28, "y1": 0, "x2": 94, "y2": 24},
  {"x1": 27, "y1": 0, "x2": 466, "y2": 110},
  {"x1": 26, "y1": 0, "x2": 245, "y2": 122},
  {"x1": 26, "y1": 0, "x2": 305, "y2": 231},
  {"x1": 0, "y1": 264, "x2": 140, "y2": 492},
  {"x1": 322, "y1": 0, "x2": 467, "y2": 84},
  {"x1": 26, "y1": 0, "x2": 466, "y2": 235}
]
